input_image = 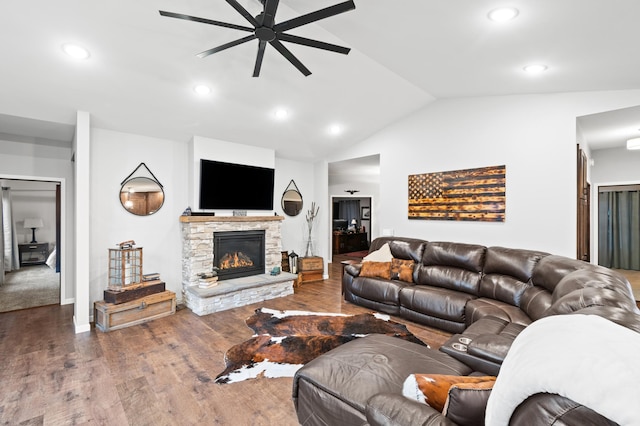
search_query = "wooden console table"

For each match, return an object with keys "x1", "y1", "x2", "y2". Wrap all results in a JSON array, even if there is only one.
[{"x1": 332, "y1": 232, "x2": 369, "y2": 254}]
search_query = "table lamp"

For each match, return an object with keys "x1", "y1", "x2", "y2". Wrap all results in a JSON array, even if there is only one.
[{"x1": 23, "y1": 218, "x2": 43, "y2": 243}]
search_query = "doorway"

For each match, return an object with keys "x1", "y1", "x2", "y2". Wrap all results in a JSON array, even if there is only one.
[
  {"x1": 597, "y1": 184, "x2": 640, "y2": 271},
  {"x1": 0, "y1": 178, "x2": 62, "y2": 312},
  {"x1": 330, "y1": 196, "x2": 372, "y2": 262}
]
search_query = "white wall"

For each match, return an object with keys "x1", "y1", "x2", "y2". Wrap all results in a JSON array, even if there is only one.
[
  {"x1": 591, "y1": 147, "x2": 640, "y2": 185},
  {"x1": 274, "y1": 157, "x2": 316, "y2": 257},
  {"x1": 189, "y1": 136, "x2": 276, "y2": 212},
  {"x1": 88, "y1": 130, "x2": 318, "y2": 308},
  {"x1": 90, "y1": 128, "x2": 189, "y2": 307},
  {"x1": 327, "y1": 91, "x2": 640, "y2": 257}
]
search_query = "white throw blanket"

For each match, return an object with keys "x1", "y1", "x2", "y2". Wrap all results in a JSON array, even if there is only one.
[{"x1": 485, "y1": 314, "x2": 640, "y2": 425}]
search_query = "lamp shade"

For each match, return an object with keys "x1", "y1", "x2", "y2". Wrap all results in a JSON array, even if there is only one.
[
  {"x1": 23, "y1": 218, "x2": 43, "y2": 229},
  {"x1": 627, "y1": 138, "x2": 640, "y2": 150}
]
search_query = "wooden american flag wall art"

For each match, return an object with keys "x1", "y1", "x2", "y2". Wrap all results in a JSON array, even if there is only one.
[{"x1": 408, "y1": 165, "x2": 506, "y2": 222}]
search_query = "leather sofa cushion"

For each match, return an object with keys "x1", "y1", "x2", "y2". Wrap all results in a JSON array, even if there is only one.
[
  {"x1": 421, "y1": 242, "x2": 486, "y2": 271},
  {"x1": 293, "y1": 334, "x2": 472, "y2": 424},
  {"x1": 483, "y1": 246, "x2": 548, "y2": 283},
  {"x1": 400, "y1": 286, "x2": 474, "y2": 323},
  {"x1": 365, "y1": 393, "x2": 450, "y2": 426},
  {"x1": 368, "y1": 237, "x2": 427, "y2": 263},
  {"x1": 465, "y1": 298, "x2": 532, "y2": 327},
  {"x1": 544, "y1": 286, "x2": 637, "y2": 316},
  {"x1": 348, "y1": 276, "x2": 411, "y2": 306},
  {"x1": 531, "y1": 255, "x2": 600, "y2": 293},
  {"x1": 479, "y1": 246, "x2": 548, "y2": 307},
  {"x1": 510, "y1": 393, "x2": 618, "y2": 426},
  {"x1": 552, "y1": 269, "x2": 634, "y2": 302},
  {"x1": 416, "y1": 242, "x2": 485, "y2": 294},
  {"x1": 519, "y1": 286, "x2": 553, "y2": 321}
]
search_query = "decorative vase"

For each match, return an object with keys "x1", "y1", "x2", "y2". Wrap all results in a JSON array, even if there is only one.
[{"x1": 304, "y1": 239, "x2": 316, "y2": 257}]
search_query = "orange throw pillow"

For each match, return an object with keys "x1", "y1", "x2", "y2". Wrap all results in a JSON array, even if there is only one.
[
  {"x1": 402, "y1": 374, "x2": 496, "y2": 412},
  {"x1": 390, "y1": 258, "x2": 415, "y2": 282},
  {"x1": 359, "y1": 261, "x2": 392, "y2": 280}
]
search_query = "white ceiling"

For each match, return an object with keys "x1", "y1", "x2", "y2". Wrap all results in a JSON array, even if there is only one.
[{"x1": 1, "y1": 0, "x2": 639, "y2": 160}]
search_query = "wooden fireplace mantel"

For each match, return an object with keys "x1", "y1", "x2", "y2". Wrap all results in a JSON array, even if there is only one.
[{"x1": 179, "y1": 215, "x2": 284, "y2": 223}]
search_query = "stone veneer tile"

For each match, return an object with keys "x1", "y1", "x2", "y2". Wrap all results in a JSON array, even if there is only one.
[{"x1": 180, "y1": 216, "x2": 288, "y2": 315}]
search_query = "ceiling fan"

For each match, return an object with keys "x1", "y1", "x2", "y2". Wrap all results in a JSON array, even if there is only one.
[{"x1": 159, "y1": 0, "x2": 356, "y2": 77}]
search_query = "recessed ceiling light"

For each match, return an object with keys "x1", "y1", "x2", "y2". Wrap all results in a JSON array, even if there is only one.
[
  {"x1": 328, "y1": 124, "x2": 342, "y2": 135},
  {"x1": 627, "y1": 138, "x2": 640, "y2": 150},
  {"x1": 61, "y1": 43, "x2": 90, "y2": 59},
  {"x1": 193, "y1": 85, "x2": 211, "y2": 96},
  {"x1": 274, "y1": 108, "x2": 289, "y2": 120},
  {"x1": 487, "y1": 7, "x2": 519, "y2": 22},
  {"x1": 523, "y1": 64, "x2": 548, "y2": 74}
]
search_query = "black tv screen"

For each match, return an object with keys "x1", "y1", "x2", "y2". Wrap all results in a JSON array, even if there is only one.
[{"x1": 199, "y1": 159, "x2": 275, "y2": 210}]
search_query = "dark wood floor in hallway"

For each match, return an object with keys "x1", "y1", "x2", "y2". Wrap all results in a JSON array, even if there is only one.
[{"x1": 0, "y1": 260, "x2": 450, "y2": 426}]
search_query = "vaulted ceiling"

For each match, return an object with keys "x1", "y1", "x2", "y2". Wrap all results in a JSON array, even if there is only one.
[{"x1": 1, "y1": 1, "x2": 639, "y2": 160}]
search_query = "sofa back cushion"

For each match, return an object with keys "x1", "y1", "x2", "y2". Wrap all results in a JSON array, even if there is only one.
[
  {"x1": 531, "y1": 255, "x2": 598, "y2": 293},
  {"x1": 416, "y1": 242, "x2": 486, "y2": 295},
  {"x1": 479, "y1": 247, "x2": 549, "y2": 307},
  {"x1": 369, "y1": 237, "x2": 427, "y2": 263},
  {"x1": 551, "y1": 269, "x2": 634, "y2": 302}
]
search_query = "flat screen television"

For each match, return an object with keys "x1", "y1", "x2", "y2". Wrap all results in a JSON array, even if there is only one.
[{"x1": 199, "y1": 159, "x2": 275, "y2": 210}]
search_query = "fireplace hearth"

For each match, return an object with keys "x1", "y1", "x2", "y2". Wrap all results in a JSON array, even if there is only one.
[{"x1": 214, "y1": 230, "x2": 265, "y2": 280}]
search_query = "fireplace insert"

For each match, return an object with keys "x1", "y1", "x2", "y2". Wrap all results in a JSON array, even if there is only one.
[{"x1": 213, "y1": 230, "x2": 266, "y2": 280}]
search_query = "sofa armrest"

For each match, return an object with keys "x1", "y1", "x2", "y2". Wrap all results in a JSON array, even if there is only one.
[
  {"x1": 439, "y1": 333, "x2": 514, "y2": 376},
  {"x1": 467, "y1": 334, "x2": 512, "y2": 364},
  {"x1": 345, "y1": 263, "x2": 362, "y2": 277},
  {"x1": 366, "y1": 393, "x2": 455, "y2": 426}
]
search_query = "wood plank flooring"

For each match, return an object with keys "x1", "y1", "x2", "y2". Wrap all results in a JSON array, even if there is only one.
[{"x1": 0, "y1": 259, "x2": 451, "y2": 426}]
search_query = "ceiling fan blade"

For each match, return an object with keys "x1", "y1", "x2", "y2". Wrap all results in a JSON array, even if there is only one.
[
  {"x1": 269, "y1": 39, "x2": 311, "y2": 76},
  {"x1": 225, "y1": 0, "x2": 260, "y2": 28},
  {"x1": 274, "y1": 0, "x2": 355, "y2": 33},
  {"x1": 253, "y1": 41, "x2": 267, "y2": 77},
  {"x1": 262, "y1": 0, "x2": 280, "y2": 28},
  {"x1": 197, "y1": 35, "x2": 256, "y2": 58},
  {"x1": 278, "y1": 33, "x2": 350, "y2": 55},
  {"x1": 159, "y1": 10, "x2": 254, "y2": 32}
]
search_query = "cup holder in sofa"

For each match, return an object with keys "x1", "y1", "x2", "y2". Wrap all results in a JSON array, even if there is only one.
[{"x1": 440, "y1": 334, "x2": 503, "y2": 376}]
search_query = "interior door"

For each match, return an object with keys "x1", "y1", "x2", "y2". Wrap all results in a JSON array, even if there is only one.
[{"x1": 577, "y1": 146, "x2": 590, "y2": 261}]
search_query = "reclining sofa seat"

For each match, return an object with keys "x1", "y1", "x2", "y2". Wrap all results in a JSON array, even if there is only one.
[{"x1": 294, "y1": 236, "x2": 640, "y2": 426}]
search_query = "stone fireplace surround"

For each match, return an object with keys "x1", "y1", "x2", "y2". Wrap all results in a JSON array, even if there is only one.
[{"x1": 179, "y1": 215, "x2": 296, "y2": 316}]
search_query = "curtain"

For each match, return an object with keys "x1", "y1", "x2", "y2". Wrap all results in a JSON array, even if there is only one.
[
  {"x1": 338, "y1": 200, "x2": 360, "y2": 227},
  {"x1": 598, "y1": 190, "x2": 640, "y2": 270},
  {"x1": 2, "y1": 187, "x2": 20, "y2": 275}
]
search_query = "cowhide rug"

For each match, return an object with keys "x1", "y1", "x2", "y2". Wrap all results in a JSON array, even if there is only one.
[{"x1": 214, "y1": 307, "x2": 428, "y2": 384}]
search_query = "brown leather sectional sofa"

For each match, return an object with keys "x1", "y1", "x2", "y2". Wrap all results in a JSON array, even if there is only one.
[{"x1": 292, "y1": 237, "x2": 640, "y2": 425}]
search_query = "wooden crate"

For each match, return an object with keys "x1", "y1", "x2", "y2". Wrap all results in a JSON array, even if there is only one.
[
  {"x1": 298, "y1": 269, "x2": 324, "y2": 284},
  {"x1": 299, "y1": 256, "x2": 323, "y2": 271},
  {"x1": 94, "y1": 290, "x2": 176, "y2": 332},
  {"x1": 103, "y1": 280, "x2": 166, "y2": 304}
]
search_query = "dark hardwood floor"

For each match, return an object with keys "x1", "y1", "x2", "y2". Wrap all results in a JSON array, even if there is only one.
[{"x1": 0, "y1": 258, "x2": 451, "y2": 426}]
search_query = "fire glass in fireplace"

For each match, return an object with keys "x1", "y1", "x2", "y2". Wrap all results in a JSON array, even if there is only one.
[{"x1": 213, "y1": 230, "x2": 265, "y2": 280}]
